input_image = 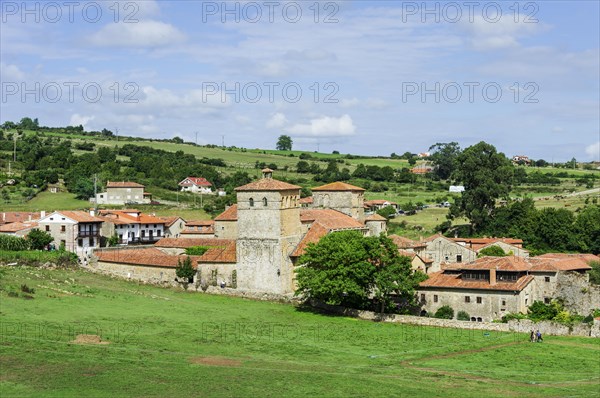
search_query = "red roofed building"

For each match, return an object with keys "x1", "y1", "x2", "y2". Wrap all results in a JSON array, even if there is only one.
[
  {"x1": 97, "y1": 209, "x2": 166, "y2": 244},
  {"x1": 418, "y1": 254, "x2": 598, "y2": 322},
  {"x1": 178, "y1": 177, "x2": 214, "y2": 194},
  {"x1": 38, "y1": 210, "x2": 104, "y2": 255}
]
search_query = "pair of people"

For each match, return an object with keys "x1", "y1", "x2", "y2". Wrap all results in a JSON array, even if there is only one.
[{"x1": 530, "y1": 329, "x2": 543, "y2": 342}]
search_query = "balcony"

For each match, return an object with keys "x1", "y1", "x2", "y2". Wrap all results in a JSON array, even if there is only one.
[{"x1": 77, "y1": 230, "x2": 100, "y2": 238}]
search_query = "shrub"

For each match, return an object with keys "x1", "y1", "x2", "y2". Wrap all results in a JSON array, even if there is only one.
[
  {"x1": 434, "y1": 305, "x2": 454, "y2": 319},
  {"x1": 185, "y1": 246, "x2": 211, "y2": 256},
  {"x1": 528, "y1": 300, "x2": 561, "y2": 322},
  {"x1": 477, "y1": 245, "x2": 508, "y2": 258},
  {"x1": 20, "y1": 284, "x2": 35, "y2": 294},
  {"x1": 26, "y1": 229, "x2": 53, "y2": 250},
  {"x1": 589, "y1": 261, "x2": 600, "y2": 285},
  {"x1": 501, "y1": 313, "x2": 527, "y2": 323},
  {"x1": 175, "y1": 256, "x2": 195, "y2": 282},
  {"x1": 0, "y1": 235, "x2": 30, "y2": 251},
  {"x1": 457, "y1": 311, "x2": 470, "y2": 321}
]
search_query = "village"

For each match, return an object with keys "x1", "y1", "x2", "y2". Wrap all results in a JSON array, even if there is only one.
[{"x1": 2, "y1": 169, "x2": 598, "y2": 325}]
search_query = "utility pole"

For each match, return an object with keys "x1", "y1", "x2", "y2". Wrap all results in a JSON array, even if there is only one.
[
  {"x1": 115, "y1": 128, "x2": 119, "y2": 142},
  {"x1": 93, "y1": 174, "x2": 98, "y2": 211},
  {"x1": 13, "y1": 133, "x2": 17, "y2": 162},
  {"x1": 222, "y1": 135, "x2": 225, "y2": 147},
  {"x1": 195, "y1": 131, "x2": 199, "y2": 146}
]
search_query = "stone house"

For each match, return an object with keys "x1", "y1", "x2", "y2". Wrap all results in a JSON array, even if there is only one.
[
  {"x1": 95, "y1": 181, "x2": 151, "y2": 205},
  {"x1": 363, "y1": 199, "x2": 399, "y2": 214},
  {"x1": 418, "y1": 254, "x2": 596, "y2": 322},
  {"x1": 158, "y1": 216, "x2": 186, "y2": 238},
  {"x1": 178, "y1": 177, "x2": 213, "y2": 194},
  {"x1": 451, "y1": 237, "x2": 529, "y2": 257},
  {"x1": 421, "y1": 235, "x2": 478, "y2": 272},
  {"x1": 311, "y1": 181, "x2": 366, "y2": 222},
  {"x1": 37, "y1": 211, "x2": 103, "y2": 256},
  {"x1": 213, "y1": 205, "x2": 238, "y2": 239}
]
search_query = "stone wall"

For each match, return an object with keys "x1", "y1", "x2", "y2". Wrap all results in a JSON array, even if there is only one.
[
  {"x1": 308, "y1": 300, "x2": 599, "y2": 338},
  {"x1": 93, "y1": 260, "x2": 179, "y2": 286},
  {"x1": 555, "y1": 271, "x2": 600, "y2": 315}
]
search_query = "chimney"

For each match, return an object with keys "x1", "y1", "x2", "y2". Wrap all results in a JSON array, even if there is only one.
[
  {"x1": 40, "y1": 211, "x2": 46, "y2": 219},
  {"x1": 262, "y1": 168, "x2": 273, "y2": 179},
  {"x1": 489, "y1": 267, "x2": 497, "y2": 286},
  {"x1": 90, "y1": 209, "x2": 95, "y2": 217}
]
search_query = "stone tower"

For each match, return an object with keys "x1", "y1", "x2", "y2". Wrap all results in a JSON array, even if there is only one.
[
  {"x1": 311, "y1": 182, "x2": 365, "y2": 222},
  {"x1": 234, "y1": 169, "x2": 303, "y2": 294}
]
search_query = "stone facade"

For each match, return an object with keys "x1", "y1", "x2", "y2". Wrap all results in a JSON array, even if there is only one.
[
  {"x1": 555, "y1": 272, "x2": 600, "y2": 315},
  {"x1": 235, "y1": 188, "x2": 302, "y2": 294},
  {"x1": 95, "y1": 182, "x2": 150, "y2": 205},
  {"x1": 311, "y1": 183, "x2": 365, "y2": 222},
  {"x1": 94, "y1": 260, "x2": 178, "y2": 285},
  {"x1": 422, "y1": 236, "x2": 477, "y2": 272}
]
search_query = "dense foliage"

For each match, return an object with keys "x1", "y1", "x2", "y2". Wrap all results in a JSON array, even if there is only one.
[
  {"x1": 434, "y1": 305, "x2": 454, "y2": 319},
  {"x1": 295, "y1": 231, "x2": 426, "y2": 312},
  {"x1": 175, "y1": 256, "x2": 195, "y2": 282}
]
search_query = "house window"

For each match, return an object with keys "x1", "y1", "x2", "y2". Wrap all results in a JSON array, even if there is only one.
[
  {"x1": 544, "y1": 276, "x2": 550, "y2": 282},
  {"x1": 89, "y1": 237, "x2": 94, "y2": 246},
  {"x1": 465, "y1": 296, "x2": 471, "y2": 303},
  {"x1": 476, "y1": 297, "x2": 482, "y2": 304},
  {"x1": 153, "y1": 224, "x2": 157, "y2": 228},
  {"x1": 157, "y1": 230, "x2": 161, "y2": 237},
  {"x1": 78, "y1": 239, "x2": 83, "y2": 247},
  {"x1": 433, "y1": 295, "x2": 438, "y2": 303},
  {"x1": 544, "y1": 297, "x2": 551, "y2": 304},
  {"x1": 456, "y1": 255, "x2": 462, "y2": 263},
  {"x1": 501, "y1": 299, "x2": 506, "y2": 306},
  {"x1": 262, "y1": 197, "x2": 268, "y2": 206},
  {"x1": 60, "y1": 225, "x2": 66, "y2": 232},
  {"x1": 420, "y1": 294, "x2": 425, "y2": 302},
  {"x1": 141, "y1": 230, "x2": 146, "y2": 238},
  {"x1": 249, "y1": 198, "x2": 254, "y2": 207},
  {"x1": 45, "y1": 225, "x2": 50, "y2": 232}
]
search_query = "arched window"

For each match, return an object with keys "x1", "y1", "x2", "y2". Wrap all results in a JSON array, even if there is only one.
[
  {"x1": 249, "y1": 198, "x2": 254, "y2": 207},
  {"x1": 262, "y1": 197, "x2": 268, "y2": 206}
]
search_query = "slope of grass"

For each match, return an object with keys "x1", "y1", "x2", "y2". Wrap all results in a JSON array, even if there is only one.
[
  {"x1": 1, "y1": 191, "x2": 89, "y2": 211},
  {"x1": 1, "y1": 267, "x2": 598, "y2": 397}
]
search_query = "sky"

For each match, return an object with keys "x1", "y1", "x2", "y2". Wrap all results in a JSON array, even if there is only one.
[{"x1": 1, "y1": 0, "x2": 599, "y2": 161}]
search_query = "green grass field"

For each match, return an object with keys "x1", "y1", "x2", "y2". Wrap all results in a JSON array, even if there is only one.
[
  {"x1": 1, "y1": 266, "x2": 598, "y2": 397},
  {"x1": 1, "y1": 191, "x2": 90, "y2": 212}
]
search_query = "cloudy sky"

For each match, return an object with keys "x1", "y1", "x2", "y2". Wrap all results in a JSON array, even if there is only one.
[{"x1": 1, "y1": 1, "x2": 599, "y2": 161}]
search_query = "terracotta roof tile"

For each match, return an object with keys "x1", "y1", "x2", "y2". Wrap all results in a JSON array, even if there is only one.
[
  {"x1": 57, "y1": 211, "x2": 104, "y2": 223},
  {"x1": 365, "y1": 214, "x2": 387, "y2": 221},
  {"x1": 420, "y1": 271, "x2": 534, "y2": 291},
  {"x1": 96, "y1": 247, "x2": 201, "y2": 268},
  {"x1": 106, "y1": 181, "x2": 145, "y2": 188},
  {"x1": 0, "y1": 212, "x2": 40, "y2": 224},
  {"x1": 198, "y1": 241, "x2": 237, "y2": 263},
  {"x1": 0, "y1": 222, "x2": 37, "y2": 233},
  {"x1": 179, "y1": 177, "x2": 212, "y2": 187},
  {"x1": 155, "y1": 238, "x2": 234, "y2": 248},
  {"x1": 158, "y1": 216, "x2": 183, "y2": 227},
  {"x1": 290, "y1": 222, "x2": 329, "y2": 257},
  {"x1": 444, "y1": 255, "x2": 593, "y2": 272},
  {"x1": 311, "y1": 182, "x2": 365, "y2": 192},
  {"x1": 452, "y1": 237, "x2": 524, "y2": 250},
  {"x1": 389, "y1": 234, "x2": 426, "y2": 249},
  {"x1": 185, "y1": 220, "x2": 215, "y2": 227},
  {"x1": 300, "y1": 209, "x2": 366, "y2": 230},
  {"x1": 299, "y1": 196, "x2": 313, "y2": 204},
  {"x1": 235, "y1": 178, "x2": 301, "y2": 191},
  {"x1": 214, "y1": 205, "x2": 238, "y2": 221}
]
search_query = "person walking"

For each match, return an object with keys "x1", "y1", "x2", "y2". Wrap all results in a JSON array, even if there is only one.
[{"x1": 530, "y1": 330, "x2": 535, "y2": 342}]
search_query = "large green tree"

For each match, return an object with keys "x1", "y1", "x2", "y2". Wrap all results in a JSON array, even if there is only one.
[
  {"x1": 449, "y1": 142, "x2": 514, "y2": 232},
  {"x1": 276, "y1": 135, "x2": 293, "y2": 151},
  {"x1": 295, "y1": 231, "x2": 426, "y2": 312},
  {"x1": 428, "y1": 142, "x2": 461, "y2": 180},
  {"x1": 26, "y1": 229, "x2": 54, "y2": 250}
]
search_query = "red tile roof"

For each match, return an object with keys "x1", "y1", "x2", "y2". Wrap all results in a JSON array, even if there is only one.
[
  {"x1": 0, "y1": 212, "x2": 40, "y2": 225},
  {"x1": 106, "y1": 181, "x2": 145, "y2": 188},
  {"x1": 364, "y1": 199, "x2": 397, "y2": 206},
  {"x1": 0, "y1": 222, "x2": 37, "y2": 233},
  {"x1": 155, "y1": 238, "x2": 234, "y2": 248},
  {"x1": 214, "y1": 205, "x2": 238, "y2": 221},
  {"x1": 365, "y1": 214, "x2": 387, "y2": 221},
  {"x1": 158, "y1": 216, "x2": 184, "y2": 227},
  {"x1": 420, "y1": 271, "x2": 534, "y2": 291},
  {"x1": 96, "y1": 248, "x2": 201, "y2": 268},
  {"x1": 185, "y1": 220, "x2": 215, "y2": 227},
  {"x1": 235, "y1": 178, "x2": 301, "y2": 191},
  {"x1": 452, "y1": 237, "x2": 524, "y2": 250},
  {"x1": 389, "y1": 235, "x2": 426, "y2": 249},
  {"x1": 198, "y1": 241, "x2": 237, "y2": 263},
  {"x1": 444, "y1": 255, "x2": 594, "y2": 273},
  {"x1": 300, "y1": 209, "x2": 366, "y2": 230},
  {"x1": 290, "y1": 223, "x2": 329, "y2": 257},
  {"x1": 311, "y1": 182, "x2": 365, "y2": 192},
  {"x1": 179, "y1": 177, "x2": 212, "y2": 187},
  {"x1": 56, "y1": 211, "x2": 104, "y2": 223},
  {"x1": 299, "y1": 196, "x2": 313, "y2": 204},
  {"x1": 98, "y1": 210, "x2": 165, "y2": 225}
]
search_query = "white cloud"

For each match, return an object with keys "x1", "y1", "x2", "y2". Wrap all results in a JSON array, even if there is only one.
[
  {"x1": 266, "y1": 113, "x2": 288, "y2": 129},
  {"x1": 286, "y1": 115, "x2": 356, "y2": 137},
  {"x1": 0, "y1": 62, "x2": 25, "y2": 80},
  {"x1": 340, "y1": 98, "x2": 360, "y2": 108},
  {"x1": 69, "y1": 114, "x2": 95, "y2": 128},
  {"x1": 465, "y1": 15, "x2": 542, "y2": 50},
  {"x1": 88, "y1": 20, "x2": 185, "y2": 48},
  {"x1": 585, "y1": 141, "x2": 600, "y2": 161}
]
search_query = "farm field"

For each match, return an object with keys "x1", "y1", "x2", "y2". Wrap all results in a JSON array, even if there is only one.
[
  {"x1": 1, "y1": 191, "x2": 89, "y2": 212},
  {"x1": 1, "y1": 266, "x2": 598, "y2": 398}
]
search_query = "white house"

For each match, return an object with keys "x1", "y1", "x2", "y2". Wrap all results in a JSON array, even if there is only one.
[
  {"x1": 98, "y1": 210, "x2": 166, "y2": 244},
  {"x1": 37, "y1": 210, "x2": 103, "y2": 256},
  {"x1": 178, "y1": 177, "x2": 213, "y2": 194}
]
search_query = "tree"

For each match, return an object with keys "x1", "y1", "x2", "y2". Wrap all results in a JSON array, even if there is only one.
[
  {"x1": 295, "y1": 231, "x2": 425, "y2": 312},
  {"x1": 176, "y1": 256, "x2": 196, "y2": 283},
  {"x1": 434, "y1": 305, "x2": 454, "y2": 319},
  {"x1": 589, "y1": 261, "x2": 600, "y2": 285},
  {"x1": 296, "y1": 160, "x2": 310, "y2": 173},
  {"x1": 477, "y1": 245, "x2": 508, "y2": 257},
  {"x1": 457, "y1": 310, "x2": 470, "y2": 321},
  {"x1": 573, "y1": 205, "x2": 600, "y2": 254},
  {"x1": 449, "y1": 142, "x2": 514, "y2": 232},
  {"x1": 108, "y1": 234, "x2": 119, "y2": 247},
  {"x1": 376, "y1": 206, "x2": 397, "y2": 219},
  {"x1": 26, "y1": 229, "x2": 53, "y2": 250},
  {"x1": 428, "y1": 142, "x2": 461, "y2": 180},
  {"x1": 276, "y1": 135, "x2": 293, "y2": 151}
]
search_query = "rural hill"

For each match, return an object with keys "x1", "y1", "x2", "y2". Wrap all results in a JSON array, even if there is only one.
[{"x1": 1, "y1": 119, "x2": 599, "y2": 398}]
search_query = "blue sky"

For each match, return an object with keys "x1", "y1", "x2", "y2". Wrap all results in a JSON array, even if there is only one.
[{"x1": 1, "y1": 1, "x2": 599, "y2": 161}]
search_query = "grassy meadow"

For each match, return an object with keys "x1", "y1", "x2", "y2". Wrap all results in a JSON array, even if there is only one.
[{"x1": 1, "y1": 266, "x2": 599, "y2": 397}]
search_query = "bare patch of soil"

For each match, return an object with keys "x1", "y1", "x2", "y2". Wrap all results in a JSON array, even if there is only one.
[
  {"x1": 72, "y1": 334, "x2": 110, "y2": 345},
  {"x1": 189, "y1": 356, "x2": 242, "y2": 367}
]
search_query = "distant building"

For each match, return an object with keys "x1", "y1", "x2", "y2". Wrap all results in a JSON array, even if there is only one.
[
  {"x1": 0, "y1": 221, "x2": 38, "y2": 237},
  {"x1": 449, "y1": 185, "x2": 465, "y2": 193},
  {"x1": 410, "y1": 165, "x2": 433, "y2": 174},
  {"x1": 178, "y1": 177, "x2": 213, "y2": 194},
  {"x1": 97, "y1": 209, "x2": 166, "y2": 245},
  {"x1": 512, "y1": 155, "x2": 531, "y2": 165},
  {"x1": 181, "y1": 220, "x2": 215, "y2": 238},
  {"x1": 364, "y1": 199, "x2": 399, "y2": 214},
  {"x1": 38, "y1": 210, "x2": 103, "y2": 256},
  {"x1": 417, "y1": 152, "x2": 430, "y2": 158},
  {"x1": 95, "y1": 181, "x2": 151, "y2": 205}
]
